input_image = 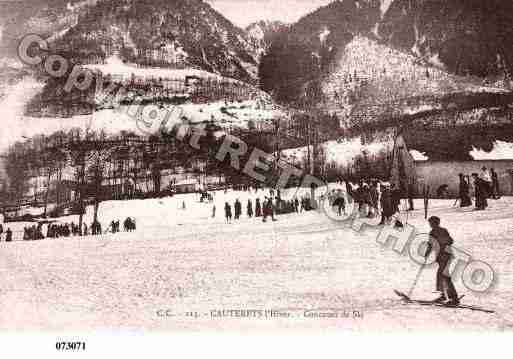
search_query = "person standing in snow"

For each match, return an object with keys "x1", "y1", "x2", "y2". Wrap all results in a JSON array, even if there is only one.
[
  {"x1": 458, "y1": 174, "x2": 472, "y2": 207},
  {"x1": 490, "y1": 168, "x2": 501, "y2": 199},
  {"x1": 5, "y1": 228, "x2": 12, "y2": 242},
  {"x1": 379, "y1": 184, "x2": 394, "y2": 225},
  {"x1": 333, "y1": 192, "x2": 346, "y2": 216},
  {"x1": 472, "y1": 173, "x2": 488, "y2": 210},
  {"x1": 247, "y1": 199, "x2": 253, "y2": 218},
  {"x1": 224, "y1": 202, "x2": 232, "y2": 223},
  {"x1": 212, "y1": 205, "x2": 216, "y2": 218},
  {"x1": 255, "y1": 198, "x2": 262, "y2": 217},
  {"x1": 234, "y1": 199, "x2": 242, "y2": 220},
  {"x1": 480, "y1": 166, "x2": 492, "y2": 197}
]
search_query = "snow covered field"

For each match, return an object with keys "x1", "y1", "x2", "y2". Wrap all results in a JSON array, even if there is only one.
[{"x1": 1, "y1": 192, "x2": 513, "y2": 331}]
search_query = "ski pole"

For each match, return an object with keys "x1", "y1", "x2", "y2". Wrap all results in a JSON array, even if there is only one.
[{"x1": 407, "y1": 260, "x2": 427, "y2": 298}]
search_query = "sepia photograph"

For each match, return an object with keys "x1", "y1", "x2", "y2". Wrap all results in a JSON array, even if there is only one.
[{"x1": 0, "y1": 0, "x2": 512, "y2": 356}]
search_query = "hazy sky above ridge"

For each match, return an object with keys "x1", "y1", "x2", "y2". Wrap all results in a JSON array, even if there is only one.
[{"x1": 206, "y1": 0, "x2": 333, "y2": 28}]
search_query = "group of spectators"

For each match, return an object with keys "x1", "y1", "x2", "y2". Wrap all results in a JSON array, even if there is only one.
[
  {"x1": 106, "y1": 218, "x2": 136, "y2": 233},
  {"x1": 217, "y1": 189, "x2": 316, "y2": 224},
  {"x1": 326, "y1": 180, "x2": 403, "y2": 226},
  {"x1": 459, "y1": 167, "x2": 501, "y2": 211},
  {"x1": 0, "y1": 225, "x2": 13, "y2": 242}
]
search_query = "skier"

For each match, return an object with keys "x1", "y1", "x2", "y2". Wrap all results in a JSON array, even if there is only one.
[
  {"x1": 425, "y1": 216, "x2": 459, "y2": 306},
  {"x1": 212, "y1": 205, "x2": 216, "y2": 218}
]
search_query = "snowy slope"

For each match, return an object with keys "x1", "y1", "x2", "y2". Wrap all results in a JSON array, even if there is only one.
[{"x1": 1, "y1": 194, "x2": 512, "y2": 330}]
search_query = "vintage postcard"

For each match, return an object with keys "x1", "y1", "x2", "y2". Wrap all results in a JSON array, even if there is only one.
[{"x1": 0, "y1": 0, "x2": 512, "y2": 356}]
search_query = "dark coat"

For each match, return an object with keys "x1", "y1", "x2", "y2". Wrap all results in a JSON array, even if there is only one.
[{"x1": 381, "y1": 188, "x2": 394, "y2": 217}]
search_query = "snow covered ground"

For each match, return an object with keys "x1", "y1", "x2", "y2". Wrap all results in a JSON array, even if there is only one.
[
  {"x1": 1, "y1": 188, "x2": 512, "y2": 331},
  {"x1": 83, "y1": 56, "x2": 233, "y2": 84},
  {"x1": 281, "y1": 138, "x2": 391, "y2": 168}
]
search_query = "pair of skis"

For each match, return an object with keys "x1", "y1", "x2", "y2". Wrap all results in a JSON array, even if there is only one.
[{"x1": 394, "y1": 290, "x2": 495, "y2": 314}]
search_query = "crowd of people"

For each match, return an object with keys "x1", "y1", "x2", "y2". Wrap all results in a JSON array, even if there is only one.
[
  {"x1": 215, "y1": 189, "x2": 317, "y2": 224},
  {"x1": 0, "y1": 217, "x2": 137, "y2": 242},
  {"x1": 458, "y1": 166, "x2": 501, "y2": 211}
]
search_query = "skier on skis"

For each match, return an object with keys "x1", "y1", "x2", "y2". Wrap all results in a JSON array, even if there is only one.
[{"x1": 425, "y1": 216, "x2": 459, "y2": 306}]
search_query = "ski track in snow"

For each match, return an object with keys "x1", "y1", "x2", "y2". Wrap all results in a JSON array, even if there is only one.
[{"x1": 1, "y1": 191, "x2": 513, "y2": 331}]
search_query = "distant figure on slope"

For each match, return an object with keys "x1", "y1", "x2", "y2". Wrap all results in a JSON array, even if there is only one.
[
  {"x1": 490, "y1": 168, "x2": 501, "y2": 199},
  {"x1": 255, "y1": 198, "x2": 262, "y2": 217},
  {"x1": 247, "y1": 199, "x2": 253, "y2": 218},
  {"x1": 224, "y1": 202, "x2": 232, "y2": 223},
  {"x1": 234, "y1": 199, "x2": 242, "y2": 220},
  {"x1": 123, "y1": 217, "x2": 136, "y2": 232},
  {"x1": 333, "y1": 192, "x2": 346, "y2": 216},
  {"x1": 294, "y1": 198, "x2": 300, "y2": 213},
  {"x1": 379, "y1": 183, "x2": 394, "y2": 225},
  {"x1": 92, "y1": 221, "x2": 102, "y2": 235},
  {"x1": 458, "y1": 174, "x2": 472, "y2": 207},
  {"x1": 5, "y1": 228, "x2": 12, "y2": 242},
  {"x1": 212, "y1": 205, "x2": 216, "y2": 218},
  {"x1": 425, "y1": 216, "x2": 459, "y2": 306},
  {"x1": 480, "y1": 166, "x2": 492, "y2": 197},
  {"x1": 262, "y1": 198, "x2": 276, "y2": 222},
  {"x1": 472, "y1": 173, "x2": 488, "y2": 210}
]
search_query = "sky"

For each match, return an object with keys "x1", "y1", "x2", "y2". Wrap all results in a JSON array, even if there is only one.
[{"x1": 206, "y1": 0, "x2": 333, "y2": 28}]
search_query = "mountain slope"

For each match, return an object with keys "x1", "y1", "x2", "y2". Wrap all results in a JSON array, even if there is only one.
[
  {"x1": 1, "y1": 0, "x2": 260, "y2": 84},
  {"x1": 245, "y1": 20, "x2": 288, "y2": 56},
  {"x1": 377, "y1": 0, "x2": 513, "y2": 78},
  {"x1": 259, "y1": 0, "x2": 513, "y2": 103},
  {"x1": 47, "y1": 0, "x2": 259, "y2": 83}
]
